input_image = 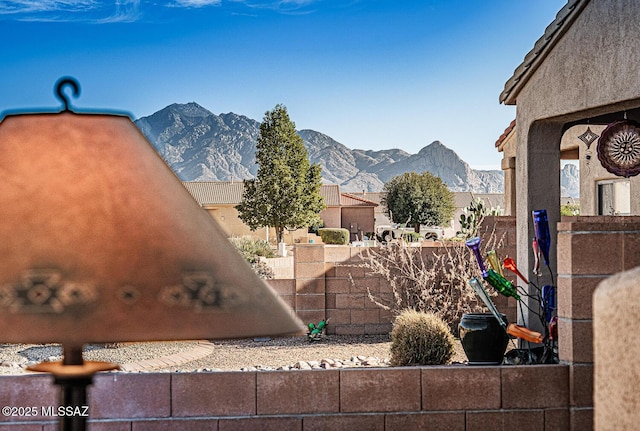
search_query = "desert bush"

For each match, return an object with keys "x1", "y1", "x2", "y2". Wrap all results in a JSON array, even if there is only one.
[
  {"x1": 402, "y1": 231, "x2": 421, "y2": 243},
  {"x1": 390, "y1": 310, "x2": 455, "y2": 366},
  {"x1": 560, "y1": 203, "x2": 580, "y2": 216},
  {"x1": 318, "y1": 228, "x2": 350, "y2": 245},
  {"x1": 229, "y1": 236, "x2": 276, "y2": 261},
  {"x1": 458, "y1": 196, "x2": 502, "y2": 239},
  {"x1": 229, "y1": 236, "x2": 276, "y2": 279},
  {"x1": 361, "y1": 218, "x2": 503, "y2": 333}
]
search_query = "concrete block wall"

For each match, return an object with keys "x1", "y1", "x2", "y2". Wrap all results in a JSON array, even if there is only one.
[
  {"x1": 318, "y1": 216, "x2": 518, "y2": 335},
  {"x1": 293, "y1": 245, "x2": 326, "y2": 326},
  {"x1": 323, "y1": 245, "x2": 393, "y2": 336},
  {"x1": 556, "y1": 215, "x2": 640, "y2": 431},
  {"x1": 593, "y1": 266, "x2": 640, "y2": 430},
  {"x1": 0, "y1": 365, "x2": 569, "y2": 430}
]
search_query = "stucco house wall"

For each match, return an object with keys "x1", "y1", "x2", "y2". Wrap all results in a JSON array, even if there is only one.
[
  {"x1": 319, "y1": 206, "x2": 341, "y2": 230},
  {"x1": 340, "y1": 206, "x2": 375, "y2": 240},
  {"x1": 203, "y1": 205, "x2": 267, "y2": 239},
  {"x1": 184, "y1": 182, "x2": 376, "y2": 243},
  {"x1": 499, "y1": 2, "x2": 640, "y2": 429},
  {"x1": 562, "y1": 125, "x2": 640, "y2": 216}
]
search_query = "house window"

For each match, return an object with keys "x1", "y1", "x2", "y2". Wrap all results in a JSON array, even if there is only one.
[{"x1": 597, "y1": 179, "x2": 631, "y2": 215}]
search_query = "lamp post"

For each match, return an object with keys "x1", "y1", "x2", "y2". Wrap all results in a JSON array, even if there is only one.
[{"x1": 0, "y1": 78, "x2": 304, "y2": 431}]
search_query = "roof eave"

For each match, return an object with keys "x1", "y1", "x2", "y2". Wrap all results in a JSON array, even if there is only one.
[{"x1": 499, "y1": 0, "x2": 590, "y2": 106}]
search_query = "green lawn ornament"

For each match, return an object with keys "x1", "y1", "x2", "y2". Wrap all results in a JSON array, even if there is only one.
[{"x1": 307, "y1": 318, "x2": 330, "y2": 341}]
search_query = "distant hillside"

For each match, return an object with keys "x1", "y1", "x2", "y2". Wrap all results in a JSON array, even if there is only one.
[
  {"x1": 136, "y1": 102, "x2": 515, "y2": 193},
  {"x1": 561, "y1": 163, "x2": 580, "y2": 198}
]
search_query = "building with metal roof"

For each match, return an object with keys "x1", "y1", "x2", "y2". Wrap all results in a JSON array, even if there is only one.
[{"x1": 182, "y1": 182, "x2": 377, "y2": 242}]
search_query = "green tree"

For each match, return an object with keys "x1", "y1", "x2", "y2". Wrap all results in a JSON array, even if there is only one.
[
  {"x1": 236, "y1": 104, "x2": 325, "y2": 243},
  {"x1": 382, "y1": 172, "x2": 455, "y2": 233}
]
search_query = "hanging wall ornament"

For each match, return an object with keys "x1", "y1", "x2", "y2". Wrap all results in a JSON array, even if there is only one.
[
  {"x1": 578, "y1": 126, "x2": 599, "y2": 175},
  {"x1": 597, "y1": 120, "x2": 640, "y2": 177},
  {"x1": 578, "y1": 126, "x2": 599, "y2": 149}
]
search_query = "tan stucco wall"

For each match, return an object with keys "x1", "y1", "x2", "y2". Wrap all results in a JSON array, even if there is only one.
[
  {"x1": 340, "y1": 207, "x2": 375, "y2": 240},
  {"x1": 516, "y1": 1, "x2": 640, "y2": 122},
  {"x1": 204, "y1": 206, "x2": 270, "y2": 240},
  {"x1": 319, "y1": 207, "x2": 341, "y2": 229},
  {"x1": 508, "y1": 0, "x2": 640, "y2": 327},
  {"x1": 203, "y1": 205, "x2": 347, "y2": 244}
]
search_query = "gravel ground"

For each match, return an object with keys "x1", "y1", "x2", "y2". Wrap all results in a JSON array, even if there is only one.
[{"x1": 0, "y1": 335, "x2": 472, "y2": 374}]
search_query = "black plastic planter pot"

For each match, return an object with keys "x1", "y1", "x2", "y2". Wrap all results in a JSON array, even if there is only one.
[{"x1": 459, "y1": 313, "x2": 509, "y2": 365}]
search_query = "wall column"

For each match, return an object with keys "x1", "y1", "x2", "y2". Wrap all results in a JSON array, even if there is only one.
[
  {"x1": 558, "y1": 216, "x2": 640, "y2": 431},
  {"x1": 502, "y1": 156, "x2": 516, "y2": 216},
  {"x1": 293, "y1": 244, "x2": 326, "y2": 325},
  {"x1": 516, "y1": 120, "x2": 563, "y2": 330}
]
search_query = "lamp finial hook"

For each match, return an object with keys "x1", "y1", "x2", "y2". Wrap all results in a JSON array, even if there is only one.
[{"x1": 55, "y1": 77, "x2": 80, "y2": 112}]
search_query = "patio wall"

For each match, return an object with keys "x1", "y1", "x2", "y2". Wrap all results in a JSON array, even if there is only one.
[
  {"x1": 556, "y1": 215, "x2": 640, "y2": 431},
  {"x1": 269, "y1": 216, "x2": 518, "y2": 335},
  {"x1": 3, "y1": 215, "x2": 599, "y2": 430},
  {"x1": 0, "y1": 365, "x2": 569, "y2": 431}
]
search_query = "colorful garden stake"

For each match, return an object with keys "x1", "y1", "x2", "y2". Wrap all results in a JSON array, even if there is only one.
[
  {"x1": 503, "y1": 257, "x2": 530, "y2": 285},
  {"x1": 465, "y1": 236, "x2": 486, "y2": 275},
  {"x1": 483, "y1": 268, "x2": 521, "y2": 301},
  {"x1": 542, "y1": 285, "x2": 556, "y2": 323},
  {"x1": 486, "y1": 250, "x2": 504, "y2": 276},
  {"x1": 532, "y1": 238, "x2": 542, "y2": 276},
  {"x1": 532, "y1": 209, "x2": 551, "y2": 266}
]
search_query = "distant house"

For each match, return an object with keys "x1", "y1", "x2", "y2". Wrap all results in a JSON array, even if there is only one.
[
  {"x1": 348, "y1": 191, "x2": 504, "y2": 238},
  {"x1": 182, "y1": 182, "x2": 377, "y2": 243}
]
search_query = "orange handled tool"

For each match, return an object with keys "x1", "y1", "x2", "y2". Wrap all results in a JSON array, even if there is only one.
[{"x1": 506, "y1": 323, "x2": 544, "y2": 344}]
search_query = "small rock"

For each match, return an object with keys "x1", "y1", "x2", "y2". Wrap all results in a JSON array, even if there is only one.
[{"x1": 295, "y1": 361, "x2": 312, "y2": 370}]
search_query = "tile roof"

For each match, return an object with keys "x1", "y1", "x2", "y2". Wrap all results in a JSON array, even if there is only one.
[
  {"x1": 182, "y1": 181, "x2": 343, "y2": 207},
  {"x1": 321, "y1": 184, "x2": 341, "y2": 207},
  {"x1": 499, "y1": 0, "x2": 590, "y2": 105},
  {"x1": 182, "y1": 181, "x2": 245, "y2": 205},
  {"x1": 495, "y1": 119, "x2": 516, "y2": 149},
  {"x1": 340, "y1": 193, "x2": 379, "y2": 207},
  {"x1": 348, "y1": 192, "x2": 383, "y2": 206}
]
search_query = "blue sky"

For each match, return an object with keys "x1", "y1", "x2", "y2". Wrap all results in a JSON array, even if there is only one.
[{"x1": 0, "y1": 0, "x2": 566, "y2": 170}]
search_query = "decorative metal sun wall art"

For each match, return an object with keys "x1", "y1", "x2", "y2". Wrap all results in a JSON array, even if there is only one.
[{"x1": 597, "y1": 120, "x2": 640, "y2": 177}]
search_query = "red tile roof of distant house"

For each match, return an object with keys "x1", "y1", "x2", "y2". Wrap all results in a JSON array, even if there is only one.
[
  {"x1": 495, "y1": 119, "x2": 516, "y2": 149},
  {"x1": 340, "y1": 193, "x2": 379, "y2": 207},
  {"x1": 320, "y1": 184, "x2": 341, "y2": 207}
]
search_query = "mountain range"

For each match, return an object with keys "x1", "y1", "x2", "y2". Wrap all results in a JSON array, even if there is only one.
[{"x1": 135, "y1": 102, "x2": 579, "y2": 196}]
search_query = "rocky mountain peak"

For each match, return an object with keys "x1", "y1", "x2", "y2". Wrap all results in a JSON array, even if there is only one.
[
  {"x1": 135, "y1": 103, "x2": 512, "y2": 193},
  {"x1": 164, "y1": 102, "x2": 212, "y2": 118}
]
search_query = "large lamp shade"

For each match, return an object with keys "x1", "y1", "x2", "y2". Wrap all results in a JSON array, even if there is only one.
[{"x1": 0, "y1": 109, "x2": 303, "y2": 345}]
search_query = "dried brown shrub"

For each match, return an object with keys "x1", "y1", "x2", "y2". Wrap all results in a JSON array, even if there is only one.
[{"x1": 360, "y1": 220, "x2": 503, "y2": 333}]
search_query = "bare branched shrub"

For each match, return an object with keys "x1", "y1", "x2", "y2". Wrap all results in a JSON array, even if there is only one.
[{"x1": 360, "y1": 218, "x2": 504, "y2": 333}]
